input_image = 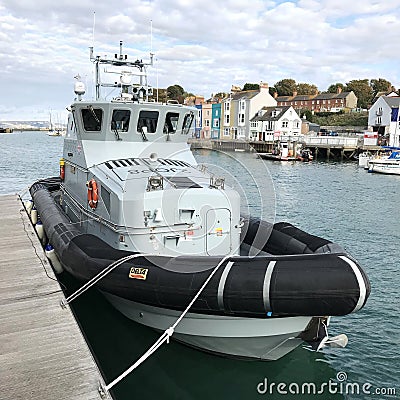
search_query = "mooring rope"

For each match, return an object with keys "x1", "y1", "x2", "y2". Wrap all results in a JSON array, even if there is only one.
[
  {"x1": 61, "y1": 253, "x2": 153, "y2": 306},
  {"x1": 100, "y1": 254, "x2": 232, "y2": 395}
]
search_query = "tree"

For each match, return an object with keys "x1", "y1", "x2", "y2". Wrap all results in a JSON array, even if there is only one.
[
  {"x1": 242, "y1": 83, "x2": 259, "y2": 91},
  {"x1": 345, "y1": 79, "x2": 373, "y2": 109},
  {"x1": 167, "y1": 84, "x2": 185, "y2": 102},
  {"x1": 214, "y1": 92, "x2": 229, "y2": 100},
  {"x1": 268, "y1": 86, "x2": 277, "y2": 97},
  {"x1": 370, "y1": 78, "x2": 392, "y2": 95},
  {"x1": 296, "y1": 83, "x2": 318, "y2": 95},
  {"x1": 274, "y1": 79, "x2": 297, "y2": 96},
  {"x1": 300, "y1": 109, "x2": 313, "y2": 122},
  {"x1": 327, "y1": 83, "x2": 345, "y2": 93}
]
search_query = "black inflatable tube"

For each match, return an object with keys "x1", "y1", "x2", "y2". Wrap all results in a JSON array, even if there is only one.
[{"x1": 30, "y1": 179, "x2": 370, "y2": 318}]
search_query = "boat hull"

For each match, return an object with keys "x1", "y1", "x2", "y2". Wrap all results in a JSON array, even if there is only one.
[
  {"x1": 368, "y1": 163, "x2": 400, "y2": 175},
  {"x1": 103, "y1": 292, "x2": 311, "y2": 360}
]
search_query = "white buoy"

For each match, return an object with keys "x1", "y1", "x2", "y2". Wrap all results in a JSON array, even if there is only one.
[
  {"x1": 45, "y1": 244, "x2": 63, "y2": 274},
  {"x1": 24, "y1": 199, "x2": 33, "y2": 213},
  {"x1": 35, "y1": 220, "x2": 47, "y2": 245},
  {"x1": 30, "y1": 207, "x2": 38, "y2": 225}
]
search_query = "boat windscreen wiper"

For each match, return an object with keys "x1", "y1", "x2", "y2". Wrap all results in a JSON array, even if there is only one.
[
  {"x1": 87, "y1": 105, "x2": 100, "y2": 124},
  {"x1": 111, "y1": 120, "x2": 122, "y2": 141},
  {"x1": 140, "y1": 126, "x2": 148, "y2": 142}
]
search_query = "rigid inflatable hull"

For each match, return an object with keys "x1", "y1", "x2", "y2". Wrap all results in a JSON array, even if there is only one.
[{"x1": 29, "y1": 179, "x2": 370, "y2": 319}]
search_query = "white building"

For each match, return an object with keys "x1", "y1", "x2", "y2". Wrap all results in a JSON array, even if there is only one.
[
  {"x1": 250, "y1": 106, "x2": 302, "y2": 141},
  {"x1": 221, "y1": 83, "x2": 277, "y2": 140},
  {"x1": 368, "y1": 95, "x2": 400, "y2": 147}
]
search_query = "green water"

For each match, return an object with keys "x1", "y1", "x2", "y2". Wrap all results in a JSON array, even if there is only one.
[{"x1": 1, "y1": 132, "x2": 399, "y2": 399}]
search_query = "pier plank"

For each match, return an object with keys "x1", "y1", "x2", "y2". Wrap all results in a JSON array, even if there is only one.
[{"x1": 0, "y1": 195, "x2": 111, "y2": 400}]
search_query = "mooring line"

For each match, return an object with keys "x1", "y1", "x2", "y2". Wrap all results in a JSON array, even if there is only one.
[{"x1": 99, "y1": 254, "x2": 232, "y2": 395}]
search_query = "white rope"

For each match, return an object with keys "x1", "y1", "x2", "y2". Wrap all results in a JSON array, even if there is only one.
[
  {"x1": 62, "y1": 253, "x2": 153, "y2": 305},
  {"x1": 103, "y1": 254, "x2": 232, "y2": 392}
]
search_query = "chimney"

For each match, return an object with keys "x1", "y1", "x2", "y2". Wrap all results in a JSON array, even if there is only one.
[
  {"x1": 337, "y1": 86, "x2": 342, "y2": 94},
  {"x1": 273, "y1": 92, "x2": 278, "y2": 99},
  {"x1": 260, "y1": 81, "x2": 269, "y2": 90},
  {"x1": 231, "y1": 85, "x2": 242, "y2": 93},
  {"x1": 292, "y1": 91, "x2": 297, "y2": 97}
]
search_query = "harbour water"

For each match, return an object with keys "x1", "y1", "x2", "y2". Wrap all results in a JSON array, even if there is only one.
[{"x1": 1, "y1": 131, "x2": 399, "y2": 399}]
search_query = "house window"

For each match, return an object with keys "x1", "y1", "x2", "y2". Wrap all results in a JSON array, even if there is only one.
[
  {"x1": 224, "y1": 102, "x2": 230, "y2": 111},
  {"x1": 224, "y1": 128, "x2": 230, "y2": 136},
  {"x1": 225, "y1": 114, "x2": 230, "y2": 124},
  {"x1": 239, "y1": 113, "x2": 245, "y2": 124},
  {"x1": 282, "y1": 120, "x2": 288, "y2": 128},
  {"x1": 213, "y1": 118, "x2": 219, "y2": 128},
  {"x1": 205, "y1": 119, "x2": 210, "y2": 127}
]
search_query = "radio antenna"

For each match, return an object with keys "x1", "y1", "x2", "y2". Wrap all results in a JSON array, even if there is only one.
[{"x1": 92, "y1": 11, "x2": 96, "y2": 47}]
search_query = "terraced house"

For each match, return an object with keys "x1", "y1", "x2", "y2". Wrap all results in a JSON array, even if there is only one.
[
  {"x1": 221, "y1": 83, "x2": 277, "y2": 140},
  {"x1": 275, "y1": 87, "x2": 357, "y2": 113}
]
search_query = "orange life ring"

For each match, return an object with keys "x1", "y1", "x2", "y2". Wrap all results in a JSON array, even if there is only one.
[{"x1": 87, "y1": 179, "x2": 99, "y2": 209}]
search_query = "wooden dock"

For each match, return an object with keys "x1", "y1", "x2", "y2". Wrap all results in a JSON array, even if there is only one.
[{"x1": 0, "y1": 195, "x2": 111, "y2": 400}]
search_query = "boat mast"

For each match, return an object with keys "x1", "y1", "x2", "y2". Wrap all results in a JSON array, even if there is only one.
[{"x1": 89, "y1": 41, "x2": 154, "y2": 101}]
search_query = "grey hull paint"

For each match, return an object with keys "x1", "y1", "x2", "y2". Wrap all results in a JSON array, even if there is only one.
[{"x1": 102, "y1": 291, "x2": 312, "y2": 360}]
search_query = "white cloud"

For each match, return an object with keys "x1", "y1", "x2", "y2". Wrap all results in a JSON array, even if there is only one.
[{"x1": 0, "y1": 0, "x2": 399, "y2": 120}]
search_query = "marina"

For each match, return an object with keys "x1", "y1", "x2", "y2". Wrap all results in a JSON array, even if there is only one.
[
  {"x1": 0, "y1": 195, "x2": 110, "y2": 399},
  {"x1": 0, "y1": 132, "x2": 399, "y2": 399}
]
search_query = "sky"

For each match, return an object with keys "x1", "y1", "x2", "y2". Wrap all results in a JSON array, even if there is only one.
[{"x1": 0, "y1": 0, "x2": 399, "y2": 122}]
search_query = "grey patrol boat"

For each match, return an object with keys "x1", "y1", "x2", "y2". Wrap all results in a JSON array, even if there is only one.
[{"x1": 29, "y1": 42, "x2": 370, "y2": 361}]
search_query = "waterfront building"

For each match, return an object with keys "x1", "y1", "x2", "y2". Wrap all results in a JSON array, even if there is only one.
[
  {"x1": 221, "y1": 83, "x2": 277, "y2": 140},
  {"x1": 194, "y1": 104, "x2": 202, "y2": 138},
  {"x1": 368, "y1": 95, "x2": 400, "y2": 147},
  {"x1": 275, "y1": 88, "x2": 357, "y2": 114},
  {"x1": 250, "y1": 106, "x2": 302, "y2": 141},
  {"x1": 211, "y1": 103, "x2": 221, "y2": 139}
]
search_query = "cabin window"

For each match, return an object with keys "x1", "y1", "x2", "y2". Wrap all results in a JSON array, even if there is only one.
[
  {"x1": 164, "y1": 112, "x2": 179, "y2": 134},
  {"x1": 111, "y1": 110, "x2": 130, "y2": 132},
  {"x1": 81, "y1": 107, "x2": 103, "y2": 131},
  {"x1": 137, "y1": 110, "x2": 158, "y2": 134},
  {"x1": 182, "y1": 112, "x2": 194, "y2": 135}
]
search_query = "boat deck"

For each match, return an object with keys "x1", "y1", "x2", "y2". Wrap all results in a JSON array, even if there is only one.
[{"x1": 0, "y1": 194, "x2": 111, "y2": 400}]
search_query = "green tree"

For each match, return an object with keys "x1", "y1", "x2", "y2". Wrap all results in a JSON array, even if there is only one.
[
  {"x1": 296, "y1": 83, "x2": 318, "y2": 95},
  {"x1": 242, "y1": 83, "x2": 260, "y2": 91},
  {"x1": 214, "y1": 92, "x2": 229, "y2": 100},
  {"x1": 345, "y1": 79, "x2": 373, "y2": 109},
  {"x1": 327, "y1": 83, "x2": 345, "y2": 93},
  {"x1": 167, "y1": 84, "x2": 185, "y2": 102},
  {"x1": 274, "y1": 78, "x2": 297, "y2": 96},
  {"x1": 370, "y1": 78, "x2": 392, "y2": 95},
  {"x1": 300, "y1": 109, "x2": 313, "y2": 122},
  {"x1": 268, "y1": 86, "x2": 277, "y2": 97}
]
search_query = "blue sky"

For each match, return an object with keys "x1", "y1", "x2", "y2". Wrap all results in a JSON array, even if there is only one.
[{"x1": 0, "y1": 0, "x2": 399, "y2": 121}]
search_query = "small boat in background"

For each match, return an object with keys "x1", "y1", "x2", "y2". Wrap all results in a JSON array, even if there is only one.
[
  {"x1": 259, "y1": 141, "x2": 297, "y2": 161},
  {"x1": 297, "y1": 148, "x2": 313, "y2": 162},
  {"x1": 368, "y1": 151, "x2": 400, "y2": 175}
]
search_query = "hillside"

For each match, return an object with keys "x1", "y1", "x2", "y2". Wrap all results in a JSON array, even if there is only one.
[{"x1": 311, "y1": 112, "x2": 368, "y2": 127}]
